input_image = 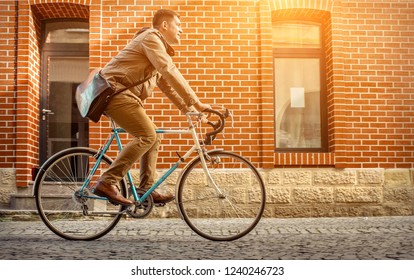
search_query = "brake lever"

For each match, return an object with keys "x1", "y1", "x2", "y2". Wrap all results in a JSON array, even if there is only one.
[{"x1": 223, "y1": 108, "x2": 230, "y2": 118}]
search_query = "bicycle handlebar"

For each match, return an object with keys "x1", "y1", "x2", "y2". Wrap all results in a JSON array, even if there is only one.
[{"x1": 202, "y1": 108, "x2": 229, "y2": 145}]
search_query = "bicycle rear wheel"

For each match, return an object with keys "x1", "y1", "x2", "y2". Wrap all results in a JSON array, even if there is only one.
[
  {"x1": 177, "y1": 150, "x2": 265, "y2": 241},
  {"x1": 34, "y1": 147, "x2": 127, "y2": 240}
]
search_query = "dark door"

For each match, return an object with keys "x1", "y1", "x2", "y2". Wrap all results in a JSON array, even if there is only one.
[{"x1": 39, "y1": 21, "x2": 89, "y2": 165}]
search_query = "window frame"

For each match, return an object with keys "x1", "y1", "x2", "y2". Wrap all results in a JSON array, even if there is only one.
[{"x1": 273, "y1": 20, "x2": 328, "y2": 153}]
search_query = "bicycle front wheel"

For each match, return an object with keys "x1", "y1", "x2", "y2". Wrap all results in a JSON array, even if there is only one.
[
  {"x1": 34, "y1": 147, "x2": 127, "y2": 240},
  {"x1": 177, "y1": 150, "x2": 266, "y2": 241}
]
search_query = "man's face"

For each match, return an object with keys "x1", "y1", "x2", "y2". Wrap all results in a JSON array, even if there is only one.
[{"x1": 162, "y1": 16, "x2": 183, "y2": 45}]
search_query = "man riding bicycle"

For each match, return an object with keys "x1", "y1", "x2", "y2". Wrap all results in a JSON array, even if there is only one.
[{"x1": 94, "y1": 9, "x2": 210, "y2": 206}]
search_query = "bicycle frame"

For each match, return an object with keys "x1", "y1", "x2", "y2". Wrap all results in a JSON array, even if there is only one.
[{"x1": 81, "y1": 112, "x2": 221, "y2": 205}]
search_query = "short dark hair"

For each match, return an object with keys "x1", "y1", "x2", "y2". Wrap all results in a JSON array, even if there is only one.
[{"x1": 152, "y1": 9, "x2": 180, "y2": 29}]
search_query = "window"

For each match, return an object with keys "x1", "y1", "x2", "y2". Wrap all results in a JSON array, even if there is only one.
[
  {"x1": 273, "y1": 21, "x2": 327, "y2": 151},
  {"x1": 43, "y1": 21, "x2": 89, "y2": 44}
]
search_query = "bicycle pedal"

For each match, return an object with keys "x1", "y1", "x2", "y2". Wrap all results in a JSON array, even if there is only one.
[{"x1": 154, "y1": 203, "x2": 166, "y2": 207}]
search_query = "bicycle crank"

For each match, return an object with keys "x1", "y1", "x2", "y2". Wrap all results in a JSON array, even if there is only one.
[{"x1": 127, "y1": 188, "x2": 153, "y2": 218}]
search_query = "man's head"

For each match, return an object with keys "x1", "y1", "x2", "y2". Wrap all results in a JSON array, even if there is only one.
[{"x1": 153, "y1": 9, "x2": 183, "y2": 45}]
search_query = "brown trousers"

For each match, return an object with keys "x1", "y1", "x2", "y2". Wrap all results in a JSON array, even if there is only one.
[{"x1": 100, "y1": 92, "x2": 160, "y2": 189}]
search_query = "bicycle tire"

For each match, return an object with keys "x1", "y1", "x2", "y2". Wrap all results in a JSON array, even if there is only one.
[
  {"x1": 34, "y1": 147, "x2": 127, "y2": 240},
  {"x1": 177, "y1": 150, "x2": 266, "y2": 241}
]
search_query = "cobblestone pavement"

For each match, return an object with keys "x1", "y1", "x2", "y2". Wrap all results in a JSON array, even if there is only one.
[{"x1": 0, "y1": 216, "x2": 414, "y2": 260}]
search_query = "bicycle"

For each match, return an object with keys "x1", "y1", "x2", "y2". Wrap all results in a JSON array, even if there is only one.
[{"x1": 34, "y1": 107, "x2": 266, "y2": 241}]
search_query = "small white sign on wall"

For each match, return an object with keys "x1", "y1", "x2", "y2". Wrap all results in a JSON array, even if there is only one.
[{"x1": 290, "y1": 87, "x2": 305, "y2": 108}]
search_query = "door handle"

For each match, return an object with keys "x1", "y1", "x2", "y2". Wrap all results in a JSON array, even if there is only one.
[
  {"x1": 41, "y1": 109, "x2": 54, "y2": 120},
  {"x1": 42, "y1": 109, "x2": 54, "y2": 115}
]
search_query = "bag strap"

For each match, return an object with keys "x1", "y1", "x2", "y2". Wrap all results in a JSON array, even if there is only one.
[
  {"x1": 113, "y1": 74, "x2": 156, "y2": 95},
  {"x1": 100, "y1": 71, "x2": 156, "y2": 98}
]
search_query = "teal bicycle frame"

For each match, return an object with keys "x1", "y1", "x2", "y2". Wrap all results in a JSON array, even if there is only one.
[{"x1": 80, "y1": 112, "x2": 221, "y2": 205}]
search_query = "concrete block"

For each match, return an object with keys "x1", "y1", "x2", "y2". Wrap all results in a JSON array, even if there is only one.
[
  {"x1": 384, "y1": 187, "x2": 414, "y2": 203},
  {"x1": 293, "y1": 187, "x2": 334, "y2": 203},
  {"x1": 357, "y1": 169, "x2": 384, "y2": 185},
  {"x1": 384, "y1": 169, "x2": 411, "y2": 188},
  {"x1": 314, "y1": 169, "x2": 356, "y2": 186},
  {"x1": 0, "y1": 169, "x2": 16, "y2": 205},
  {"x1": 283, "y1": 170, "x2": 312, "y2": 185},
  {"x1": 336, "y1": 187, "x2": 382, "y2": 203},
  {"x1": 267, "y1": 170, "x2": 282, "y2": 185},
  {"x1": 266, "y1": 187, "x2": 291, "y2": 204}
]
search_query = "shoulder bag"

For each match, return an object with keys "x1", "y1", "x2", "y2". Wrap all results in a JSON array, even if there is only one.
[{"x1": 75, "y1": 69, "x2": 154, "y2": 123}]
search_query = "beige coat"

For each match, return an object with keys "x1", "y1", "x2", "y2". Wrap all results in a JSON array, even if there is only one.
[{"x1": 101, "y1": 28, "x2": 199, "y2": 112}]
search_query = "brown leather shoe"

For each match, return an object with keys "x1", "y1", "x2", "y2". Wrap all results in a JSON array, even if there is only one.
[
  {"x1": 93, "y1": 181, "x2": 133, "y2": 206},
  {"x1": 151, "y1": 191, "x2": 175, "y2": 204}
]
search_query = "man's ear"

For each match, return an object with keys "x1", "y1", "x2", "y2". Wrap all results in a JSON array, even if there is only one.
[{"x1": 161, "y1": 20, "x2": 168, "y2": 30}]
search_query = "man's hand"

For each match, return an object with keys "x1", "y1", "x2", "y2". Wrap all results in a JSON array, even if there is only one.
[{"x1": 193, "y1": 101, "x2": 211, "y2": 112}]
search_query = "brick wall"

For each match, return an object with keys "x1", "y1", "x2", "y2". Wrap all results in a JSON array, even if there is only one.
[
  {"x1": 0, "y1": 1, "x2": 17, "y2": 169},
  {"x1": 95, "y1": 0, "x2": 266, "y2": 169},
  {"x1": 1, "y1": 0, "x2": 413, "y2": 189},
  {"x1": 337, "y1": 0, "x2": 414, "y2": 169}
]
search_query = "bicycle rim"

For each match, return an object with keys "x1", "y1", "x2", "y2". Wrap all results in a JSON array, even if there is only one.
[
  {"x1": 177, "y1": 151, "x2": 265, "y2": 241},
  {"x1": 34, "y1": 148, "x2": 126, "y2": 240}
]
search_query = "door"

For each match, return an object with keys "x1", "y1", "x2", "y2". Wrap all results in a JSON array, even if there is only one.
[{"x1": 39, "y1": 21, "x2": 89, "y2": 165}]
